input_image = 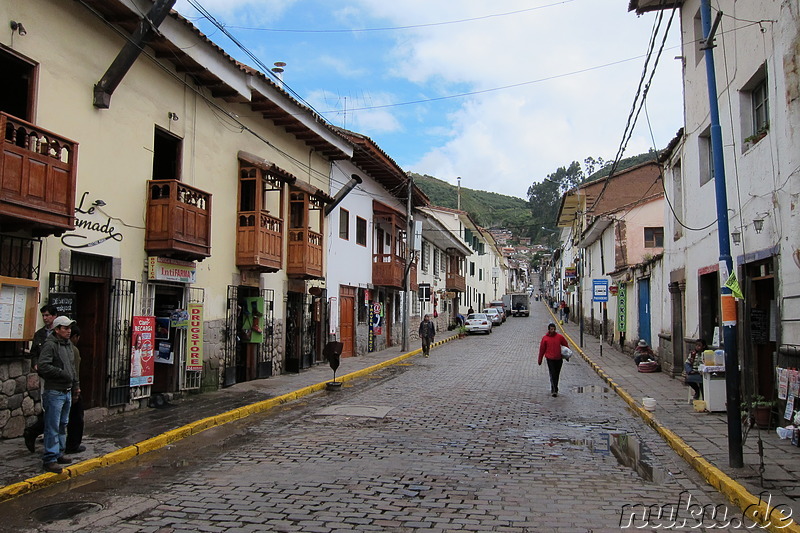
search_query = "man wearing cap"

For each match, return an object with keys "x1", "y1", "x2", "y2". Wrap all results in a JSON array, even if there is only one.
[{"x1": 37, "y1": 316, "x2": 79, "y2": 473}]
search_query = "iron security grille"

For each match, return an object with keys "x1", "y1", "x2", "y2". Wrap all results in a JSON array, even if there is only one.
[
  {"x1": 108, "y1": 279, "x2": 135, "y2": 406},
  {"x1": 223, "y1": 285, "x2": 238, "y2": 387},
  {"x1": 0, "y1": 234, "x2": 41, "y2": 279},
  {"x1": 257, "y1": 288, "x2": 275, "y2": 378}
]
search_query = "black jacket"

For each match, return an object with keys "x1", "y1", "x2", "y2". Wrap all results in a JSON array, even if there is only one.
[{"x1": 419, "y1": 320, "x2": 436, "y2": 340}]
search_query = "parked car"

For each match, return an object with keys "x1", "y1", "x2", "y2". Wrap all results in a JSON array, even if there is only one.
[
  {"x1": 489, "y1": 300, "x2": 507, "y2": 322},
  {"x1": 482, "y1": 308, "x2": 503, "y2": 326},
  {"x1": 464, "y1": 313, "x2": 492, "y2": 334}
]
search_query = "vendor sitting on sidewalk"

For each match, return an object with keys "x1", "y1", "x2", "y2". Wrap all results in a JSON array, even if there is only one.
[{"x1": 633, "y1": 340, "x2": 661, "y2": 372}]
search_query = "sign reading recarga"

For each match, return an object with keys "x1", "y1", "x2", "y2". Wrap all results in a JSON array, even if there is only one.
[{"x1": 186, "y1": 303, "x2": 204, "y2": 371}]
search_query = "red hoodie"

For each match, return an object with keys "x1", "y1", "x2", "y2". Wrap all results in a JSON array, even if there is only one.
[{"x1": 538, "y1": 331, "x2": 568, "y2": 364}]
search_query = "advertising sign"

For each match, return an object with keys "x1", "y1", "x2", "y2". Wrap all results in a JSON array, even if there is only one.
[
  {"x1": 147, "y1": 256, "x2": 197, "y2": 284},
  {"x1": 130, "y1": 316, "x2": 155, "y2": 387},
  {"x1": 617, "y1": 284, "x2": 627, "y2": 332},
  {"x1": 186, "y1": 303, "x2": 204, "y2": 371}
]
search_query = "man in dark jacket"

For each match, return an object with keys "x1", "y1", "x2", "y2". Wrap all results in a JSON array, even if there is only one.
[
  {"x1": 37, "y1": 316, "x2": 79, "y2": 473},
  {"x1": 24, "y1": 304, "x2": 58, "y2": 453},
  {"x1": 419, "y1": 314, "x2": 436, "y2": 357}
]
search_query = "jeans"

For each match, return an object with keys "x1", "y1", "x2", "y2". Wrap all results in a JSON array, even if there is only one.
[
  {"x1": 41, "y1": 389, "x2": 71, "y2": 464},
  {"x1": 66, "y1": 394, "x2": 84, "y2": 451}
]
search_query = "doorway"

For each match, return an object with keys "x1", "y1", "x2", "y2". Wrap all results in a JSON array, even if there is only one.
[
  {"x1": 72, "y1": 277, "x2": 109, "y2": 408},
  {"x1": 151, "y1": 285, "x2": 184, "y2": 394},
  {"x1": 340, "y1": 286, "x2": 356, "y2": 357},
  {"x1": 637, "y1": 278, "x2": 651, "y2": 345},
  {"x1": 744, "y1": 259, "x2": 776, "y2": 400}
]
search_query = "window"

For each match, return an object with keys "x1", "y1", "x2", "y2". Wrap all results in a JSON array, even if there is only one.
[
  {"x1": 752, "y1": 78, "x2": 769, "y2": 134},
  {"x1": 356, "y1": 217, "x2": 367, "y2": 246},
  {"x1": 0, "y1": 48, "x2": 36, "y2": 121},
  {"x1": 479, "y1": 268, "x2": 483, "y2": 281},
  {"x1": 357, "y1": 288, "x2": 367, "y2": 323},
  {"x1": 339, "y1": 208, "x2": 349, "y2": 240},
  {"x1": 470, "y1": 262, "x2": 475, "y2": 276},
  {"x1": 422, "y1": 242, "x2": 430, "y2": 272},
  {"x1": 741, "y1": 67, "x2": 769, "y2": 149},
  {"x1": 699, "y1": 130, "x2": 713, "y2": 186},
  {"x1": 644, "y1": 227, "x2": 664, "y2": 248},
  {"x1": 672, "y1": 161, "x2": 683, "y2": 241},
  {"x1": 433, "y1": 248, "x2": 439, "y2": 275},
  {"x1": 418, "y1": 283, "x2": 431, "y2": 302},
  {"x1": 153, "y1": 127, "x2": 182, "y2": 180}
]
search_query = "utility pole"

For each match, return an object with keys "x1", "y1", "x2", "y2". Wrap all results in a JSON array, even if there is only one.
[
  {"x1": 402, "y1": 175, "x2": 414, "y2": 352},
  {"x1": 457, "y1": 177, "x2": 461, "y2": 210},
  {"x1": 700, "y1": 0, "x2": 743, "y2": 468}
]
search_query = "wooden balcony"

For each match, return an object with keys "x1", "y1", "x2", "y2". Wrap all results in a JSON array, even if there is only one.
[
  {"x1": 287, "y1": 228, "x2": 323, "y2": 279},
  {"x1": 373, "y1": 253, "x2": 405, "y2": 289},
  {"x1": 237, "y1": 211, "x2": 283, "y2": 271},
  {"x1": 410, "y1": 262, "x2": 418, "y2": 292},
  {"x1": 145, "y1": 180, "x2": 212, "y2": 261},
  {"x1": 446, "y1": 271, "x2": 466, "y2": 292},
  {"x1": 0, "y1": 113, "x2": 77, "y2": 235}
]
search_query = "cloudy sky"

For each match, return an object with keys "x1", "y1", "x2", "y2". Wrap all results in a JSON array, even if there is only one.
[{"x1": 173, "y1": 0, "x2": 683, "y2": 199}]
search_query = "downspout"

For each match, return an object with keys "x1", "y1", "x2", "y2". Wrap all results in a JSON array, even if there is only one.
[
  {"x1": 93, "y1": 0, "x2": 177, "y2": 108},
  {"x1": 324, "y1": 174, "x2": 363, "y2": 216}
]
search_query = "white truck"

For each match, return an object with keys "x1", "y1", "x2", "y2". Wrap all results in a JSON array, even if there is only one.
[{"x1": 504, "y1": 293, "x2": 530, "y2": 317}]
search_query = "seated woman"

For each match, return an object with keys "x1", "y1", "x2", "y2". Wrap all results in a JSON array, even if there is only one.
[
  {"x1": 633, "y1": 339, "x2": 655, "y2": 365},
  {"x1": 684, "y1": 338, "x2": 706, "y2": 400}
]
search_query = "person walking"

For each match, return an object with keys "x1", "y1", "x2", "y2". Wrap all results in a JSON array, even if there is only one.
[
  {"x1": 538, "y1": 322, "x2": 568, "y2": 397},
  {"x1": 419, "y1": 314, "x2": 436, "y2": 358},
  {"x1": 24, "y1": 304, "x2": 59, "y2": 453},
  {"x1": 37, "y1": 316, "x2": 79, "y2": 473},
  {"x1": 563, "y1": 304, "x2": 570, "y2": 324}
]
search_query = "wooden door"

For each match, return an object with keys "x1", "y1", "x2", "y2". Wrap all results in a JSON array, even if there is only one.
[
  {"x1": 340, "y1": 286, "x2": 356, "y2": 357},
  {"x1": 73, "y1": 279, "x2": 108, "y2": 408}
]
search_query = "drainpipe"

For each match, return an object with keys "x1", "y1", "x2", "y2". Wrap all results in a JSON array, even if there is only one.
[
  {"x1": 700, "y1": 0, "x2": 743, "y2": 468},
  {"x1": 324, "y1": 174, "x2": 363, "y2": 216},
  {"x1": 93, "y1": 0, "x2": 177, "y2": 108}
]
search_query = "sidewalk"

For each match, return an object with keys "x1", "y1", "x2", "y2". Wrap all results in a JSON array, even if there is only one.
[
  {"x1": 552, "y1": 306, "x2": 800, "y2": 529},
  {"x1": 2, "y1": 314, "x2": 799, "y2": 530}
]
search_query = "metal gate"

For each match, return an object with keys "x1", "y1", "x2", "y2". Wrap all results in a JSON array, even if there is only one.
[
  {"x1": 258, "y1": 288, "x2": 275, "y2": 378},
  {"x1": 109, "y1": 279, "x2": 135, "y2": 406},
  {"x1": 181, "y1": 287, "x2": 204, "y2": 391},
  {"x1": 223, "y1": 285, "x2": 239, "y2": 387}
]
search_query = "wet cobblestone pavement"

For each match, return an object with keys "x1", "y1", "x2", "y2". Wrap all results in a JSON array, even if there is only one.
[{"x1": 0, "y1": 308, "x2": 737, "y2": 532}]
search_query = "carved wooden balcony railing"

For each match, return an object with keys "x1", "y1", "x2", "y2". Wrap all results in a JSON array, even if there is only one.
[
  {"x1": 410, "y1": 262, "x2": 418, "y2": 292},
  {"x1": 237, "y1": 211, "x2": 283, "y2": 271},
  {"x1": 446, "y1": 271, "x2": 466, "y2": 292},
  {"x1": 373, "y1": 253, "x2": 405, "y2": 289},
  {"x1": 287, "y1": 228, "x2": 323, "y2": 278},
  {"x1": 1, "y1": 112, "x2": 78, "y2": 235},
  {"x1": 145, "y1": 180, "x2": 212, "y2": 261}
]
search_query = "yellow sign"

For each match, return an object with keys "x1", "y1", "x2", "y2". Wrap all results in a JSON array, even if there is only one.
[
  {"x1": 186, "y1": 303, "x2": 204, "y2": 371},
  {"x1": 724, "y1": 272, "x2": 744, "y2": 300}
]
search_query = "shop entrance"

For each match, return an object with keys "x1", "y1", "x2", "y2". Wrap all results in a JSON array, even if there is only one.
[
  {"x1": 151, "y1": 285, "x2": 183, "y2": 394},
  {"x1": 743, "y1": 259, "x2": 776, "y2": 400},
  {"x1": 222, "y1": 285, "x2": 275, "y2": 387}
]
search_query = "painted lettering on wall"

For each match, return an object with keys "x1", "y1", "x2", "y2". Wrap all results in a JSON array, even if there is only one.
[{"x1": 61, "y1": 192, "x2": 124, "y2": 249}]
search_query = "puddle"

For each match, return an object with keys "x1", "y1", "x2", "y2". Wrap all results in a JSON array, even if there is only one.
[
  {"x1": 572, "y1": 385, "x2": 610, "y2": 394},
  {"x1": 30, "y1": 501, "x2": 104, "y2": 523},
  {"x1": 609, "y1": 432, "x2": 669, "y2": 483}
]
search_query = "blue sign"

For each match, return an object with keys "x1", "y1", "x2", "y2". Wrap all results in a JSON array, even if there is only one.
[{"x1": 593, "y1": 279, "x2": 609, "y2": 302}]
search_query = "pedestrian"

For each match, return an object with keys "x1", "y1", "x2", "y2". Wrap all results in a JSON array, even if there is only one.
[
  {"x1": 37, "y1": 316, "x2": 79, "y2": 473},
  {"x1": 419, "y1": 314, "x2": 436, "y2": 357},
  {"x1": 467, "y1": 306, "x2": 475, "y2": 315},
  {"x1": 24, "y1": 304, "x2": 59, "y2": 453},
  {"x1": 563, "y1": 304, "x2": 570, "y2": 324},
  {"x1": 559, "y1": 300, "x2": 566, "y2": 322},
  {"x1": 538, "y1": 322, "x2": 568, "y2": 397},
  {"x1": 65, "y1": 324, "x2": 85, "y2": 454},
  {"x1": 684, "y1": 338, "x2": 706, "y2": 400}
]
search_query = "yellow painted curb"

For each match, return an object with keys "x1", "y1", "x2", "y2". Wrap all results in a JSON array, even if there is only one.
[
  {"x1": 0, "y1": 334, "x2": 460, "y2": 503},
  {"x1": 547, "y1": 306, "x2": 799, "y2": 533}
]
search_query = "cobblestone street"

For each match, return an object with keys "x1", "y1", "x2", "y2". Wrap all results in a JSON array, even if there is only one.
[{"x1": 0, "y1": 308, "x2": 732, "y2": 532}]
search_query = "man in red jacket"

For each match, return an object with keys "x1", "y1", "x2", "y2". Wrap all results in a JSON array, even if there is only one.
[{"x1": 538, "y1": 322, "x2": 568, "y2": 397}]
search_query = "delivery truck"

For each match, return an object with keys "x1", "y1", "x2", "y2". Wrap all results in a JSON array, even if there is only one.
[{"x1": 504, "y1": 293, "x2": 530, "y2": 317}]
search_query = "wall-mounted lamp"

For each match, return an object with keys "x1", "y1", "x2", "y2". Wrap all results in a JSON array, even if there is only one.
[
  {"x1": 92, "y1": 199, "x2": 106, "y2": 207},
  {"x1": 10, "y1": 21, "x2": 27, "y2": 36},
  {"x1": 731, "y1": 231, "x2": 742, "y2": 245},
  {"x1": 753, "y1": 218, "x2": 764, "y2": 234},
  {"x1": 168, "y1": 112, "x2": 179, "y2": 121}
]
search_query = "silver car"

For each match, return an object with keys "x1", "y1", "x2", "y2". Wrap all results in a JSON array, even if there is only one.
[
  {"x1": 482, "y1": 308, "x2": 503, "y2": 326},
  {"x1": 464, "y1": 313, "x2": 492, "y2": 334}
]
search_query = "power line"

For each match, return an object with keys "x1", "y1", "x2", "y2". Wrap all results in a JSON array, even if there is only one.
[{"x1": 223, "y1": 1, "x2": 578, "y2": 33}]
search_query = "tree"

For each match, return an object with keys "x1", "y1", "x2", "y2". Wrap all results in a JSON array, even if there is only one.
[{"x1": 526, "y1": 161, "x2": 584, "y2": 246}]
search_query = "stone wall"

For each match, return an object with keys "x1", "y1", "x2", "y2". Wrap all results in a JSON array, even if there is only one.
[{"x1": 0, "y1": 359, "x2": 41, "y2": 438}]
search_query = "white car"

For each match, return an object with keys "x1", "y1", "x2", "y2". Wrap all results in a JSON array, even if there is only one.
[
  {"x1": 464, "y1": 313, "x2": 492, "y2": 334},
  {"x1": 482, "y1": 308, "x2": 503, "y2": 326}
]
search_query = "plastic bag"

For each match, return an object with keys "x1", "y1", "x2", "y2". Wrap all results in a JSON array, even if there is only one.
[{"x1": 561, "y1": 345, "x2": 573, "y2": 361}]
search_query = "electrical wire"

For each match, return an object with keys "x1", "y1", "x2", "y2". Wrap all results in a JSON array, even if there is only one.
[{"x1": 225, "y1": 1, "x2": 578, "y2": 33}]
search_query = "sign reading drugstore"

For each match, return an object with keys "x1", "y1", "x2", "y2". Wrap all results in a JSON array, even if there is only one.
[{"x1": 61, "y1": 192, "x2": 124, "y2": 249}]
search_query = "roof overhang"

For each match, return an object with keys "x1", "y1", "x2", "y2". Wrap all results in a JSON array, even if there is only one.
[
  {"x1": 557, "y1": 191, "x2": 583, "y2": 227},
  {"x1": 418, "y1": 213, "x2": 472, "y2": 256},
  {"x1": 628, "y1": 0, "x2": 682, "y2": 14},
  {"x1": 577, "y1": 217, "x2": 614, "y2": 248}
]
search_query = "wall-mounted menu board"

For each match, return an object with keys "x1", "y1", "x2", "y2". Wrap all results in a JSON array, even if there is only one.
[{"x1": 0, "y1": 276, "x2": 39, "y2": 341}]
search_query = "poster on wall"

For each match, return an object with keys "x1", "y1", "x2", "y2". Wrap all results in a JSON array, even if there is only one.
[
  {"x1": 170, "y1": 309, "x2": 189, "y2": 329},
  {"x1": 130, "y1": 316, "x2": 155, "y2": 387},
  {"x1": 186, "y1": 303, "x2": 204, "y2": 371},
  {"x1": 156, "y1": 317, "x2": 170, "y2": 340},
  {"x1": 241, "y1": 297, "x2": 264, "y2": 344},
  {"x1": 156, "y1": 341, "x2": 174, "y2": 364},
  {"x1": 372, "y1": 302, "x2": 383, "y2": 335}
]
